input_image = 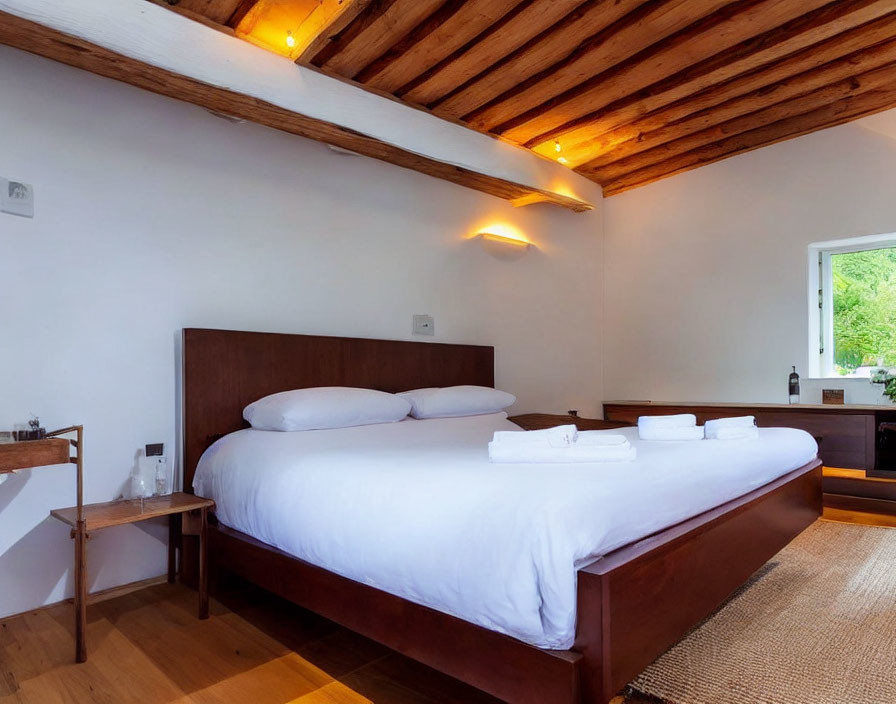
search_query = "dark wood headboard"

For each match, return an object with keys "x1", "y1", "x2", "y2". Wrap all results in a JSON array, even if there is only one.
[{"x1": 182, "y1": 328, "x2": 494, "y2": 491}]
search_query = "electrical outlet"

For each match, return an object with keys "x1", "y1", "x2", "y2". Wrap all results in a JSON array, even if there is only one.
[
  {"x1": 413, "y1": 314, "x2": 434, "y2": 336},
  {"x1": 1, "y1": 178, "x2": 34, "y2": 218}
]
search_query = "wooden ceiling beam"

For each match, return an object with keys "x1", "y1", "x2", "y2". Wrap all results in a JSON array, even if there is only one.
[
  {"x1": 0, "y1": 7, "x2": 593, "y2": 213},
  {"x1": 467, "y1": 0, "x2": 736, "y2": 134},
  {"x1": 313, "y1": 0, "x2": 447, "y2": 78},
  {"x1": 308, "y1": 0, "x2": 402, "y2": 66},
  {"x1": 428, "y1": 0, "x2": 648, "y2": 119},
  {"x1": 144, "y1": 0, "x2": 236, "y2": 34},
  {"x1": 170, "y1": 0, "x2": 247, "y2": 25},
  {"x1": 495, "y1": 0, "x2": 840, "y2": 144},
  {"x1": 601, "y1": 77, "x2": 896, "y2": 195},
  {"x1": 224, "y1": 0, "x2": 259, "y2": 28},
  {"x1": 586, "y1": 60, "x2": 896, "y2": 183},
  {"x1": 545, "y1": 9, "x2": 896, "y2": 166},
  {"x1": 293, "y1": 0, "x2": 376, "y2": 62},
  {"x1": 356, "y1": 0, "x2": 523, "y2": 94},
  {"x1": 398, "y1": 0, "x2": 589, "y2": 106},
  {"x1": 577, "y1": 35, "x2": 896, "y2": 176}
]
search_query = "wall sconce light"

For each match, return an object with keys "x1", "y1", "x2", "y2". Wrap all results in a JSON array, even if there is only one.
[
  {"x1": 286, "y1": 30, "x2": 296, "y2": 48},
  {"x1": 477, "y1": 230, "x2": 532, "y2": 260},
  {"x1": 480, "y1": 232, "x2": 531, "y2": 249}
]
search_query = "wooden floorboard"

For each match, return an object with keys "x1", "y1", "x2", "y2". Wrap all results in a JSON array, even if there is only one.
[
  {"x1": 0, "y1": 575, "x2": 506, "y2": 704},
  {"x1": 3, "y1": 511, "x2": 893, "y2": 703}
]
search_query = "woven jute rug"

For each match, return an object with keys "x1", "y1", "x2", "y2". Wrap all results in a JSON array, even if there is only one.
[{"x1": 623, "y1": 520, "x2": 896, "y2": 704}]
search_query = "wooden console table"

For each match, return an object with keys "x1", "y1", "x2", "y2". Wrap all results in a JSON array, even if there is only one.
[
  {"x1": 50, "y1": 492, "x2": 214, "y2": 663},
  {"x1": 604, "y1": 401, "x2": 896, "y2": 520}
]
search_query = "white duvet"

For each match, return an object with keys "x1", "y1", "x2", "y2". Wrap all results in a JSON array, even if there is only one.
[{"x1": 193, "y1": 413, "x2": 817, "y2": 649}]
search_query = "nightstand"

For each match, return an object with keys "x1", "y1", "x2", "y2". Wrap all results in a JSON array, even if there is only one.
[
  {"x1": 50, "y1": 492, "x2": 214, "y2": 662},
  {"x1": 509, "y1": 413, "x2": 632, "y2": 431}
]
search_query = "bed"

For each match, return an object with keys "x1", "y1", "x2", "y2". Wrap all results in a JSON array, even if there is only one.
[{"x1": 182, "y1": 328, "x2": 822, "y2": 704}]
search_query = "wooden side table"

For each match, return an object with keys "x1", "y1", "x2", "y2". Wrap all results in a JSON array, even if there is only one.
[{"x1": 50, "y1": 492, "x2": 215, "y2": 662}]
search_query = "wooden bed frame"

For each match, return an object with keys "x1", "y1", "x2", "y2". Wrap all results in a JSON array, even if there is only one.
[{"x1": 182, "y1": 328, "x2": 822, "y2": 704}]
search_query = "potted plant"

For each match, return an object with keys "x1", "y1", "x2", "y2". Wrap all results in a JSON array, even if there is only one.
[{"x1": 871, "y1": 368, "x2": 896, "y2": 403}]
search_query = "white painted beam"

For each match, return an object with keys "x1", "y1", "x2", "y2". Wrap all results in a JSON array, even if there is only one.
[{"x1": 0, "y1": 0, "x2": 598, "y2": 207}]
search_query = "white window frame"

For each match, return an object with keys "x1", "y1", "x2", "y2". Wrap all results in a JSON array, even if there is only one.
[{"x1": 808, "y1": 232, "x2": 896, "y2": 378}]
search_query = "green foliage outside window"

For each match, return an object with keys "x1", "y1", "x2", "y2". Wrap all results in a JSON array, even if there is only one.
[{"x1": 831, "y1": 247, "x2": 896, "y2": 374}]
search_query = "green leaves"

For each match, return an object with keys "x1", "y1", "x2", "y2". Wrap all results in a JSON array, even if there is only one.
[
  {"x1": 871, "y1": 369, "x2": 896, "y2": 403},
  {"x1": 832, "y1": 248, "x2": 896, "y2": 373}
]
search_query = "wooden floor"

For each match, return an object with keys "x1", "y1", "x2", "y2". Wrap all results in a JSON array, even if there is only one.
[
  {"x1": 0, "y1": 573, "x2": 510, "y2": 704},
  {"x1": 3, "y1": 511, "x2": 891, "y2": 704}
]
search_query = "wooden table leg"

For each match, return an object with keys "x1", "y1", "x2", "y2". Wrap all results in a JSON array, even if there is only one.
[
  {"x1": 198, "y1": 507, "x2": 208, "y2": 620},
  {"x1": 168, "y1": 514, "x2": 180, "y2": 584},
  {"x1": 73, "y1": 520, "x2": 88, "y2": 663}
]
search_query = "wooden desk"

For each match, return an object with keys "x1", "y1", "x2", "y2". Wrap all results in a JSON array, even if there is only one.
[{"x1": 50, "y1": 492, "x2": 215, "y2": 662}]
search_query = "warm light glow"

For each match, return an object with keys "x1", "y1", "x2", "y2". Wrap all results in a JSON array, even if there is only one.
[
  {"x1": 234, "y1": 0, "x2": 321, "y2": 57},
  {"x1": 554, "y1": 140, "x2": 562, "y2": 153},
  {"x1": 558, "y1": 156, "x2": 569, "y2": 164},
  {"x1": 548, "y1": 183, "x2": 579, "y2": 199},
  {"x1": 469, "y1": 222, "x2": 528, "y2": 244},
  {"x1": 481, "y1": 232, "x2": 531, "y2": 248}
]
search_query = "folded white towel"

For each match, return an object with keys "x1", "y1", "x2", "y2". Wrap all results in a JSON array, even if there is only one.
[
  {"x1": 637, "y1": 414, "x2": 697, "y2": 430},
  {"x1": 488, "y1": 440, "x2": 636, "y2": 464},
  {"x1": 710, "y1": 426, "x2": 760, "y2": 441},
  {"x1": 704, "y1": 416, "x2": 755, "y2": 434},
  {"x1": 638, "y1": 425, "x2": 705, "y2": 441},
  {"x1": 575, "y1": 432, "x2": 628, "y2": 447},
  {"x1": 492, "y1": 425, "x2": 577, "y2": 448}
]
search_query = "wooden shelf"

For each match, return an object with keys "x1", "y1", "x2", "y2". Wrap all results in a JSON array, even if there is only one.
[
  {"x1": 51, "y1": 492, "x2": 215, "y2": 531},
  {"x1": 0, "y1": 438, "x2": 70, "y2": 473}
]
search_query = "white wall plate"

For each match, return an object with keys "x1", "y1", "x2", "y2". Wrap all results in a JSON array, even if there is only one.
[{"x1": 1, "y1": 178, "x2": 34, "y2": 218}]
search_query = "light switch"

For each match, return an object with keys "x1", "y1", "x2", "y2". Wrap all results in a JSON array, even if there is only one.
[
  {"x1": 413, "y1": 314, "x2": 434, "y2": 336},
  {"x1": 1, "y1": 178, "x2": 34, "y2": 218}
]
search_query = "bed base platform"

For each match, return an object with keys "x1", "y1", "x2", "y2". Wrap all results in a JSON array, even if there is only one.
[
  {"x1": 182, "y1": 328, "x2": 822, "y2": 703},
  {"x1": 208, "y1": 460, "x2": 821, "y2": 704}
]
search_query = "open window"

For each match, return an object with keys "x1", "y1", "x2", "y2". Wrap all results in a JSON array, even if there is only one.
[{"x1": 809, "y1": 234, "x2": 896, "y2": 378}]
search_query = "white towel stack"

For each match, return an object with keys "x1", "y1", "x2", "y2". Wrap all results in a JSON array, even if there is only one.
[
  {"x1": 492, "y1": 425, "x2": 578, "y2": 448},
  {"x1": 488, "y1": 426, "x2": 636, "y2": 463},
  {"x1": 705, "y1": 416, "x2": 759, "y2": 440},
  {"x1": 637, "y1": 414, "x2": 704, "y2": 441}
]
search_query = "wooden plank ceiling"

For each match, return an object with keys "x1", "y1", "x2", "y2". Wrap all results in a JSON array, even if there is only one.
[{"x1": 156, "y1": 0, "x2": 896, "y2": 195}]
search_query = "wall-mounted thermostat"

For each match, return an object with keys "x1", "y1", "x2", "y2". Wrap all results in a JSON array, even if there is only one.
[{"x1": 1, "y1": 178, "x2": 34, "y2": 218}]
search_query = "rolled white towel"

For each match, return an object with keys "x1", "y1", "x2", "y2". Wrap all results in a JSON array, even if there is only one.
[
  {"x1": 637, "y1": 414, "x2": 697, "y2": 430},
  {"x1": 488, "y1": 440, "x2": 636, "y2": 463},
  {"x1": 493, "y1": 425, "x2": 577, "y2": 448},
  {"x1": 711, "y1": 426, "x2": 760, "y2": 441},
  {"x1": 575, "y1": 432, "x2": 629, "y2": 447},
  {"x1": 639, "y1": 425, "x2": 705, "y2": 441},
  {"x1": 705, "y1": 416, "x2": 755, "y2": 434}
]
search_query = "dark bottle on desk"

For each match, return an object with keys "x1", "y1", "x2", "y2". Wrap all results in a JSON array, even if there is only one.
[{"x1": 789, "y1": 366, "x2": 800, "y2": 405}]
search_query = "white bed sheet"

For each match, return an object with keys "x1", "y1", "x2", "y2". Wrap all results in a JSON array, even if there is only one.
[{"x1": 193, "y1": 413, "x2": 817, "y2": 649}]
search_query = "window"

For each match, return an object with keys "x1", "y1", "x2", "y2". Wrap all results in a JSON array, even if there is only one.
[{"x1": 809, "y1": 234, "x2": 896, "y2": 378}]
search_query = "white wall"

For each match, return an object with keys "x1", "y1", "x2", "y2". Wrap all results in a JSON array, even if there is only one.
[
  {"x1": 0, "y1": 45, "x2": 604, "y2": 617},
  {"x1": 602, "y1": 116, "x2": 896, "y2": 407}
]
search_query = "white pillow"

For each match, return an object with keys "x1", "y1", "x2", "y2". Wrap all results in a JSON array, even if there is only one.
[
  {"x1": 243, "y1": 387, "x2": 411, "y2": 431},
  {"x1": 398, "y1": 385, "x2": 516, "y2": 419}
]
